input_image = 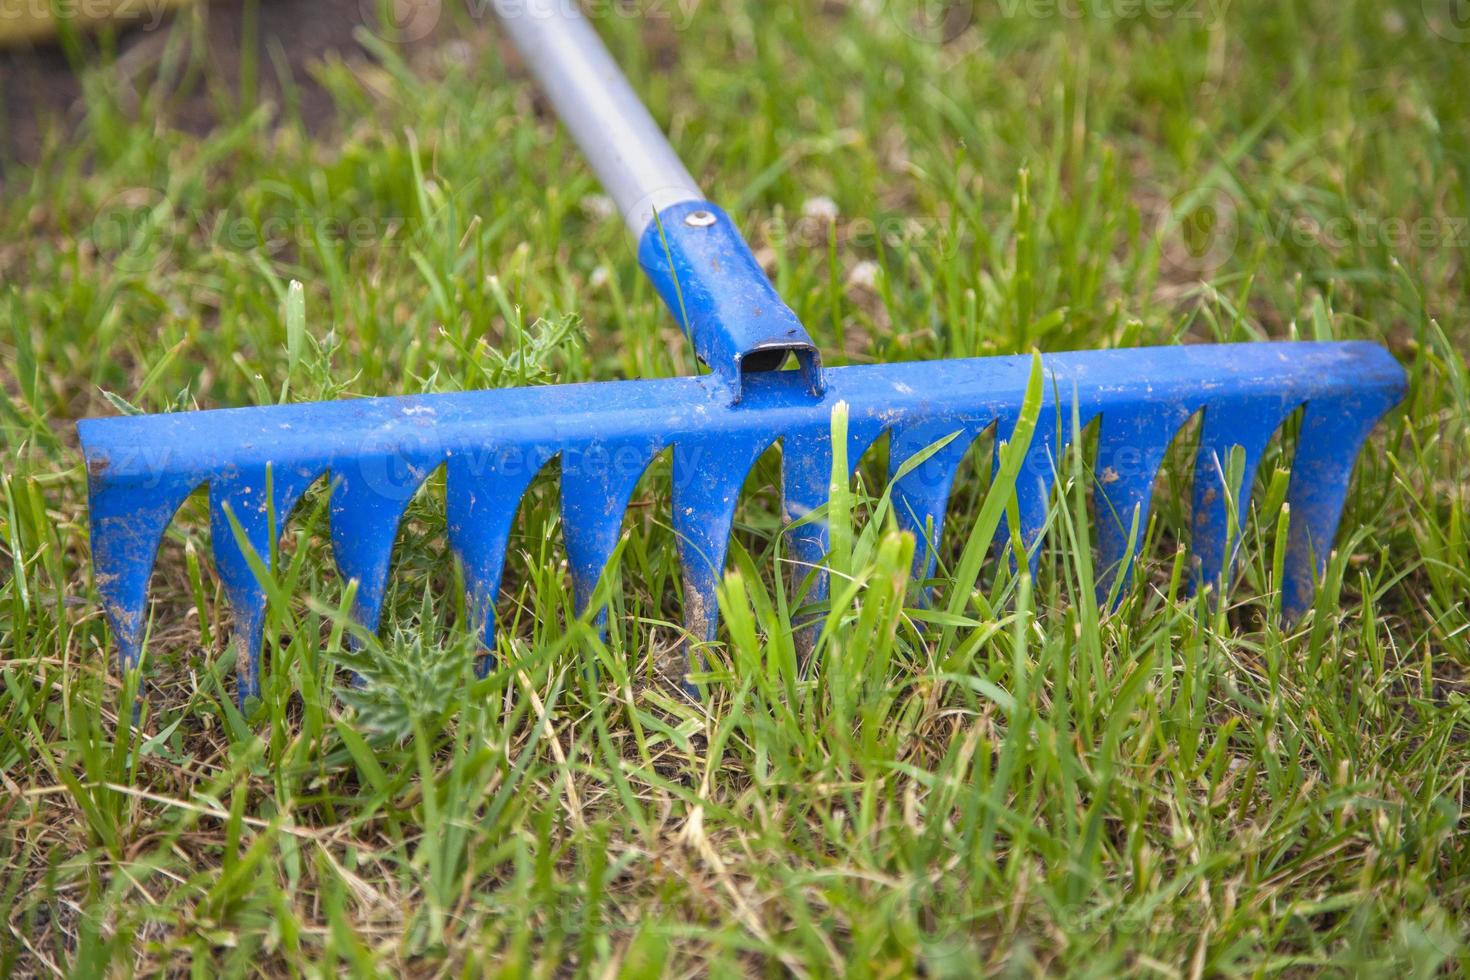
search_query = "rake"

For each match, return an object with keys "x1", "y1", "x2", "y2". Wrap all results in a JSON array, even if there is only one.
[{"x1": 79, "y1": 1, "x2": 1406, "y2": 705}]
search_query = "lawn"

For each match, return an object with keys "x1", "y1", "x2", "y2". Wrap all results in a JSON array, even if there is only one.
[{"x1": 2, "y1": 0, "x2": 1468, "y2": 974}]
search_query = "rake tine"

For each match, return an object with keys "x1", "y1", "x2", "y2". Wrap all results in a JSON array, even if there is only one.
[
  {"x1": 998, "y1": 417, "x2": 1066, "y2": 580},
  {"x1": 1092, "y1": 402, "x2": 1195, "y2": 603},
  {"x1": 1281, "y1": 389, "x2": 1401, "y2": 620},
  {"x1": 87, "y1": 471, "x2": 199, "y2": 682},
  {"x1": 446, "y1": 448, "x2": 553, "y2": 667},
  {"x1": 672, "y1": 436, "x2": 773, "y2": 682},
  {"x1": 208, "y1": 463, "x2": 320, "y2": 701},
  {"x1": 561, "y1": 437, "x2": 666, "y2": 620},
  {"x1": 890, "y1": 418, "x2": 989, "y2": 586},
  {"x1": 1189, "y1": 398, "x2": 1294, "y2": 599},
  {"x1": 780, "y1": 420, "x2": 886, "y2": 659},
  {"x1": 779, "y1": 426, "x2": 834, "y2": 653},
  {"x1": 329, "y1": 451, "x2": 437, "y2": 638}
]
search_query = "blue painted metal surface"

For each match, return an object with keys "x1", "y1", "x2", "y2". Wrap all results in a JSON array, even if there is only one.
[
  {"x1": 638, "y1": 200, "x2": 824, "y2": 403},
  {"x1": 80, "y1": 341, "x2": 1404, "y2": 703}
]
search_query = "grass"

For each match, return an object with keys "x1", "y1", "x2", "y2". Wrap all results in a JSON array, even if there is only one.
[{"x1": 2, "y1": 0, "x2": 1468, "y2": 973}]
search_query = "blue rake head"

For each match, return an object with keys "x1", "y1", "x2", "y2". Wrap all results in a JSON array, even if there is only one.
[{"x1": 78, "y1": 204, "x2": 1406, "y2": 705}]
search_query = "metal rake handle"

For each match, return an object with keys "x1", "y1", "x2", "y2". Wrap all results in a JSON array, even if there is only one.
[
  {"x1": 494, "y1": 0, "x2": 701, "y2": 230},
  {"x1": 492, "y1": 0, "x2": 824, "y2": 402}
]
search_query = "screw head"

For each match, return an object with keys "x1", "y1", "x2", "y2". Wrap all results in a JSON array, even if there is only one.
[{"x1": 684, "y1": 210, "x2": 717, "y2": 228}]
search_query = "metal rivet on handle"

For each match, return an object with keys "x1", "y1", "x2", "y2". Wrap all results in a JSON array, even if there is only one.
[{"x1": 684, "y1": 210, "x2": 717, "y2": 228}]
